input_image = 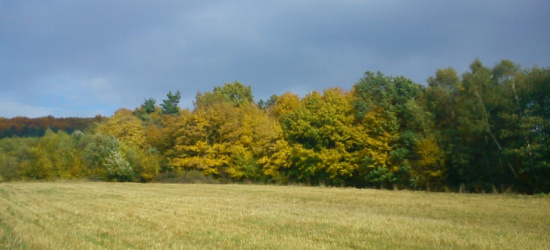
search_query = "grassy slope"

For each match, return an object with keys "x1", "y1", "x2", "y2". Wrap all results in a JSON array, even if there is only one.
[{"x1": 0, "y1": 182, "x2": 549, "y2": 249}]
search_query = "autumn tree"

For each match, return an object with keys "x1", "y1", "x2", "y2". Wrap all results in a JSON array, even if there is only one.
[
  {"x1": 173, "y1": 82, "x2": 287, "y2": 183},
  {"x1": 277, "y1": 88, "x2": 386, "y2": 186},
  {"x1": 269, "y1": 92, "x2": 301, "y2": 118},
  {"x1": 173, "y1": 101, "x2": 240, "y2": 179},
  {"x1": 238, "y1": 104, "x2": 290, "y2": 182},
  {"x1": 0, "y1": 137, "x2": 37, "y2": 180},
  {"x1": 96, "y1": 109, "x2": 146, "y2": 147},
  {"x1": 1, "y1": 58, "x2": 546, "y2": 193},
  {"x1": 352, "y1": 71, "x2": 444, "y2": 188},
  {"x1": 194, "y1": 81, "x2": 254, "y2": 109}
]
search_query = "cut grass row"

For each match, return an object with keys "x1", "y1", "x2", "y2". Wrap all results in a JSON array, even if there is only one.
[{"x1": 0, "y1": 182, "x2": 549, "y2": 249}]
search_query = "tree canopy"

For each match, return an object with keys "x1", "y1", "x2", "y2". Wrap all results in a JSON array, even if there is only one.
[{"x1": 1, "y1": 59, "x2": 548, "y2": 193}]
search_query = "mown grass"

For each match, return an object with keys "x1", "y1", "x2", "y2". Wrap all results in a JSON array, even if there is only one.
[{"x1": 0, "y1": 182, "x2": 549, "y2": 249}]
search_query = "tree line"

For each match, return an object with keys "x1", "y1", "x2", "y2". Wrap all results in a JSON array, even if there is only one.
[
  {"x1": 0, "y1": 59, "x2": 548, "y2": 193},
  {"x1": 0, "y1": 116, "x2": 102, "y2": 138}
]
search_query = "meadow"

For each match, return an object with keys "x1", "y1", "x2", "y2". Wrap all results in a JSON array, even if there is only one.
[{"x1": 0, "y1": 182, "x2": 549, "y2": 249}]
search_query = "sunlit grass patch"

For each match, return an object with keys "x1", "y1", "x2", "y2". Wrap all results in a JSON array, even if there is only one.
[{"x1": 0, "y1": 182, "x2": 549, "y2": 249}]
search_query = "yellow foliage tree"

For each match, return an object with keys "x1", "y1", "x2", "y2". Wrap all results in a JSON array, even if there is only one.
[
  {"x1": 173, "y1": 95, "x2": 290, "y2": 182},
  {"x1": 410, "y1": 137, "x2": 445, "y2": 190},
  {"x1": 173, "y1": 102, "x2": 240, "y2": 179},
  {"x1": 270, "y1": 92, "x2": 300, "y2": 118},
  {"x1": 279, "y1": 88, "x2": 394, "y2": 185},
  {"x1": 97, "y1": 109, "x2": 146, "y2": 147},
  {"x1": 241, "y1": 105, "x2": 291, "y2": 181}
]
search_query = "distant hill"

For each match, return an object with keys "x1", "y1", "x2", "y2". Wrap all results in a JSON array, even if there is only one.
[{"x1": 0, "y1": 115, "x2": 104, "y2": 138}]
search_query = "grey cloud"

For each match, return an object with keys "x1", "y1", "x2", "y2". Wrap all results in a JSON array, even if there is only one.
[{"x1": 1, "y1": 1, "x2": 549, "y2": 117}]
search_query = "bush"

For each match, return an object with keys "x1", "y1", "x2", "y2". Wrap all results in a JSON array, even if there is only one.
[{"x1": 105, "y1": 151, "x2": 134, "y2": 182}]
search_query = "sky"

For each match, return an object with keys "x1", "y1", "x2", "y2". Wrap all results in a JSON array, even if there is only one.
[{"x1": 1, "y1": 1, "x2": 549, "y2": 118}]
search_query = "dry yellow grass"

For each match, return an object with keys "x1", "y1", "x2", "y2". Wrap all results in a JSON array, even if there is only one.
[{"x1": 0, "y1": 182, "x2": 549, "y2": 249}]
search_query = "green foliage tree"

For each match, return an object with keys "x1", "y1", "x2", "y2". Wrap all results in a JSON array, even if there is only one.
[
  {"x1": 498, "y1": 65, "x2": 550, "y2": 192},
  {"x1": 161, "y1": 91, "x2": 181, "y2": 115},
  {"x1": 422, "y1": 59, "x2": 550, "y2": 192},
  {"x1": 352, "y1": 71, "x2": 441, "y2": 188},
  {"x1": 0, "y1": 137, "x2": 36, "y2": 181},
  {"x1": 124, "y1": 145, "x2": 161, "y2": 182},
  {"x1": 0, "y1": 59, "x2": 546, "y2": 193},
  {"x1": 214, "y1": 81, "x2": 253, "y2": 106},
  {"x1": 134, "y1": 98, "x2": 163, "y2": 126},
  {"x1": 257, "y1": 95, "x2": 277, "y2": 110},
  {"x1": 0, "y1": 154, "x2": 19, "y2": 181},
  {"x1": 83, "y1": 134, "x2": 123, "y2": 180},
  {"x1": 142, "y1": 98, "x2": 157, "y2": 114},
  {"x1": 424, "y1": 67, "x2": 470, "y2": 189},
  {"x1": 279, "y1": 88, "x2": 387, "y2": 186},
  {"x1": 195, "y1": 81, "x2": 254, "y2": 109},
  {"x1": 104, "y1": 150, "x2": 134, "y2": 182}
]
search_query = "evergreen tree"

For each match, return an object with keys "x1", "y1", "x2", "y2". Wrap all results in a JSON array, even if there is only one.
[
  {"x1": 161, "y1": 91, "x2": 181, "y2": 115},
  {"x1": 142, "y1": 98, "x2": 157, "y2": 114}
]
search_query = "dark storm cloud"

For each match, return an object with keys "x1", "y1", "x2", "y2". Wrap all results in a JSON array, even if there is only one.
[{"x1": 1, "y1": 1, "x2": 549, "y2": 117}]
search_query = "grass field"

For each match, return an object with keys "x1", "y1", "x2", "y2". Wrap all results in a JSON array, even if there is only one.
[{"x1": 0, "y1": 182, "x2": 549, "y2": 249}]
